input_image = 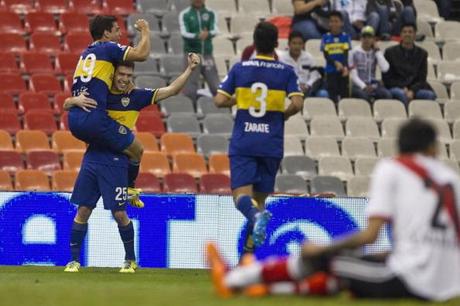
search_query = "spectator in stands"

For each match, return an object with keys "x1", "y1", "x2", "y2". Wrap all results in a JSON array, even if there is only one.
[
  {"x1": 241, "y1": 44, "x2": 279, "y2": 61},
  {"x1": 349, "y1": 26, "x2": 392, "y2": 102},
  {"x1": 321, "y1": 11, "x2": 351, "y2": 102},
  {"x1": 367, "y1": 0, "x2": 416, "y2": 39},
  {"x1": 435, "y1": 0, "x2": 452, "y2": 19},
  {"x1": 179, "y1": 0, "x2": 220, "y2": 102},
  {"x1": 383, "y1": 23, "x2": 436, "y2": 105},
  {"x1": 291, "y1": 0, "x2": 331, "y2": 40},
  {"x1": 279, "y1": 31, "x2": 328, "y2": 98},
  {"x1": 333, "y1": 0, "x2": 380, "y2": 39}
]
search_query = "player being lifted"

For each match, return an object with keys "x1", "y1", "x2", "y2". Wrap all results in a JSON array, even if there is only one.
[
  {"x1": 214, "y1": 22, "x2": 304, "y2": 255},
  {"x1": 63, "y1": 53, "x2": 201, "y2": 273},
  {"x1": 207, "y1": 118, "x2": 460, "y2": 302}
]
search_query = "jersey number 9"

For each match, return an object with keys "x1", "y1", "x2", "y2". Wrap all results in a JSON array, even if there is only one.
[
  {"x1": 80, "y1": 53, "x2": 96, "y2": 83},
  {"x1": 249, "y1": 82, "x2": 268, "y2": 118}
]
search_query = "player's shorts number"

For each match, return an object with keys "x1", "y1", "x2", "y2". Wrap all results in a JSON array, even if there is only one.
[
  {"x1": 115, "y1": 187, "x2": 127, "y2": 201},
  {"x1": 249, "y1": 82, "x2": 268, "y2": 118},
  {"x1": 80, "y1": 53, "x2": 96, "y2": 83}
]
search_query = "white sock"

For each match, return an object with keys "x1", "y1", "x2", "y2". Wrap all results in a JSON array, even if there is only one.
[
  {"x1": 287, "y1": 255, "x2": 311, "y2": 280},
  {"x1": 224, "y1": 262, "x2": 263, "y2": 289}
]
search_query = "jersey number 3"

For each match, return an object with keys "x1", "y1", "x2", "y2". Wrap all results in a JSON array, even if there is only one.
[
  {"x1": 249, "y1": 82, "x2": 268, "y2": 118},
  {"x1": 80, "y1": 53, "x2": 96, "y2": 83}
]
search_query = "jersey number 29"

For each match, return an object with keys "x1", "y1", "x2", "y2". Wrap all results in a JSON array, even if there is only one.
[{"x1": 249, "y1": 82, "x2": 268, "y2": 118}]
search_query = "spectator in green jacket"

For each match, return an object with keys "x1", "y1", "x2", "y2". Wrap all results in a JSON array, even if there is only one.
[{"x1": 179, "y1": 0, "x2": 220, "y2": 102}]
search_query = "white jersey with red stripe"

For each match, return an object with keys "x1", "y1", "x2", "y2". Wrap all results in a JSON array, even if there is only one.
[{"x1": 366, "y1": 154, "x2": 460, "y2": 301}]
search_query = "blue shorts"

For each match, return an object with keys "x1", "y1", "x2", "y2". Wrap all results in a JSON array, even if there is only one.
[
  {"x1": 230, "y1": 155, "x2": 281, "y2": 193},
  {"x1": 70, "y1": 161, "x2": 128, "y2": 211},
  {"x1": 68, "y1": 109, "x2": 134, "y2": 153}
]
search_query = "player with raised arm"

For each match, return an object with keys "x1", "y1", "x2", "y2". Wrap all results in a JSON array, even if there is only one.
[
  {"x1": 214, "y1": 22, "x2": 304, "y2": 256},
  {"x1": 63, "y1": 54, "x2": 201, "y2": 273},
  {"x1": 207, "y1": 118, "x2": 460, "y2": 302}
]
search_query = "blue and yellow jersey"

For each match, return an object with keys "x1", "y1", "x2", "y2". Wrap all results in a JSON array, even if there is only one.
[
  {"x1": 106, "y1": 88, "x2": 159, "y2": 129},
  {"x1": 71, "y1": 41, "x2": 131, "y2": 111},
  {"x1": 218, "y1": 55, "x2": 303, "y2": 158},
  {"x1": 321, "y1": 32, "x2": 351, "y2": 74}
]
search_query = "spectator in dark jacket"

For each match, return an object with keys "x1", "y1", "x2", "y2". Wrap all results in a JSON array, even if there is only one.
[{"x1": 382, "y1": 23, "x2": 436, "y2": 105}]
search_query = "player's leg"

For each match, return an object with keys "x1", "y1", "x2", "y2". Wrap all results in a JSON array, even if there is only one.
[
  {"x1": 123, "y1": 138, "x2": 145, "y2": 208},
  {"x1": 112, "y1": 209, "x2": 137, "y2": 273}
]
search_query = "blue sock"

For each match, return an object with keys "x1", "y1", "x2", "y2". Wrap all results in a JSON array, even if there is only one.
[
  {"x1": 70, "y1": 221, "x2": 88, "y2": 262},
  {"x1": 118, "y1": 221, "x2": 135, "y2": 261},
  {"x1": 236, "y1": 195, "x2": 259, "y2": 223},
  {"x1": 128, "y1": 160, "x2": 140, "y2": 188}
]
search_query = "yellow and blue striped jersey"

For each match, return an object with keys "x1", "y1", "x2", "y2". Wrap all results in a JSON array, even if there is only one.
[{"x1": 218, "y1": 55, "x2": 303, "y2": 158}]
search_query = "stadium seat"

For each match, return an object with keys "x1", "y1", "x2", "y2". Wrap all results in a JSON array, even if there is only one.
[
  {"x1": 0, "y1": 170, "x2": 13, "y2": 191},
  {"x1": 161, "y1": 95, "x2": 195, "y2": 116},
  {"x1": 52, "y1": 170, "x2": 78, "y2": 192},
  {"x1": 167, "y1": 115, "x2": 201, "y2": 138},
  {"x1": 450, "y1": 140, "x2": 460, "y2": 161},
  {"x1": 212, "y1": 36, "x2": 235, "y2": 56},
  {"x1": 318, "y1": 156, "x2": 353, "y2": 181},
  {"x1": 0, "y1": 12, "x2": 26, "y2": 34},
  {"x1": 231, "y1": 15, "x2": 261, "y2": 35},
  {"x1": 428, "y1": 80, "x2": 449, "y2": 103},
  {"x1": 310, "y1": 116, "x2": 344, "y2": 140},
  {"x1": 59, "y1": 12, "x2": 89, "y2": 34},
  {"x1": 338, "y1": 98, "x2": 372, "y2": 120},
  {"x1": 0, "y1": 93, "x2": 17, "y2": 113},
  {"x1": 273, "y1": 0, "x2": 295, "y2": 15},
  {"x1": 342, "y1": 137, "x2": 377, "y2": 160},
  {"x1": 381, "y1": 118, "x2": 405, "y2": 138},
  {"x1": 161, "y1": 133, "x2": 195, "y2": 157},
  {"x1": 35, "y1": 0, "x2": 68, "y2": 14},
  {"x1": 133, "y1": 31, "x2": 166, "y2": 55},
  {"x1": 133, "y1": 57, "x2": 160, "y2": 76},
  {"x1": 24, "y1": 110, "x2": 58, "y2": 135},
  {"x1": 427, "y1": 119, "x2": 451, "y2": 143},
  {"x1": 378, "y1": 138, "x2": 397, "y2": 157},
  {"x1": 173, "y1": 153, "x2": 207, "y2": 178},
  {"x1": 305, "y1": 39, "x2": 323, "y2": 59},
  {"x1": 0, "y1": 33, "x2": 27, "y2": 54},
  {"x1": 345, "y1": 117, "x2": 380, "y2": 140},
  {"x1": 197, "y1": 134, "x2": 228, "y2": 157},
  {"x1": 197, "y1": 96, "x2": 230, "y2": 117},
  {"x1": 16, "y1": 130, "x2": 50, "y2": 152},
  {"x1": 0, "y1": 130, "x2": 14, "y2": 151},
  {"x1": 348, "y1": 176, "x2": 370, "y2": 197},
  {"x1": 3, "y1": 0, "x2": 35, "y2": 14},
  {"x1": 281, "y1": 155, "x2": 316, "y2": 180},
  {"x1": 437, "y1": 61, "x2": 460, "y2": 84},
  {"x1": 0, "y1": 73, "x2": 26, "y2": 95},
  {"x1": 203, "y1": 114, "x2": 233, "y2": 138},
  {"x1": 305, "y1": 136, "x2": 340, "y2": 159},
  {"x1": 140, "y1": 152, "x2": 171, "y2": 178},
  {"x1": 0, "y1": 109, "x2": 21, "y2": 135},
  {"x1": 438, "y1": 143, "x2": 449, "y2": 160},
  {"x1": 302, "y1": 97, "x2": 337, "y2": 121},
  {"x1": 200, "y1": 173, "x2": 230, "y2": 194},
  {"x1": 373, "y1": 99, "x2": 407, "y2": 122},
  {"x1": 103, "y1": 0, "x2": 136, "y2": 15},
  {"x1": 63, "y1": 151, "x2": 83, "y2": 171},
  {"x1": 127, "y1": 13, "x2": 160, "y2": 35},
  {"x1": 418, "y1": 41, "x2": 441, "y2": 64},
  {"x1": 275, "y1": 174, "x2": 308, "y2": 194},
  {"x1": 445, "y1": 102, "x2": 460, "y2": 125},
  {"x1": 69, "y1": 0, "x2": 103, "y2": 15},
  {"x1": 162, "y1": 11, "x2": 180, "y2": 33},
  {"x1": 26, "y1": 150, "x2": 61, "y2": 174},
  {"x1": 436, "y1": 21, "x2": 460, "y2": 42},
  {"x1": 136, "y1": 113, "x2": 165, "y2": 136},
  {"x1": 135, "y1": 132, "x2": 159, "y2": 152},
  {"x1": 164, "y1": 173, "x2": 197, "y2": 193},
  {"x1": 19, "y1": 92, "x2": 54, "y2": 114},
  {"x1": 55, "y1": 52, "x2": 79, "y2": 76},
  {"x1": 60, "y1": 112, "x2": 69, "y2": 130},
  {"x1": 168, "y1": 33, "x2": 184, "y2": 54},
  {"x1": 136, "y1": 0, "x2": 169, "y2": 14},
  {"x1": 0, "y1": 151, "x2": 23, "y2": 173},
  {"x1": 408, "y1": 100, "x2": 443, "y2": 120},
  {"x1": 30, "y1": 32, "x2": 62, "y2": 54},
  {"x1": 0, "y1": 53, "x2": 19, "y2": 74},
  {"x1": 30, "y1": 74, "x2": 62, "y2": 96},
  {"x1": 21, "y1": 53, "x2": 54, "y2": 75},
  {"x1": 15, "y1": 169, "x2": 50, "y2": 191},
  {"x1": 284, "y1": 136, "x2": 304, "y2": 156},
  {"x1": 285, "y1": 114, "x2": 309, "y2": 140},
  {"x1": 443, "y1": 159, "x2": 460, "y2": 173},
  {"x1": 355, "y1": 157, "x2": 378, "y2": 176},
  {"x1": 208, "y1": 154, "x2": 230, "y2": 176},
  {"x1": 451, "y1": 82, "x2": 460, "y2": 100},
  {"x1": 414, "y1": 0, "x2": 441, "y2": 22},
  {"x1": 52, "y1": 130, "x2": 86, "y2": 153},
  {"x1": 160, "y1": 55, "x2": 186, "y2": 76},
  {"x1": 443, "y1": 42, "x2": 460, "y2": 62},
  {"x1": 134, "y1": 76, "x2": 167, "y2": 89},
  {"x1": 25, "y1": 12, "x2": 59, "y2": 35},
  {"x1": 65, "y1": 32, "x2": 92, "y2": 53},
  {"x1": 207, "y1": 0, "x2": 237, "y2": 14},
  {"x1": 135, "y1": 172, "x2": 162, "y2": 193},
  {"x1": 310, "y1": 176, "x2": 346, "y2": 196}
]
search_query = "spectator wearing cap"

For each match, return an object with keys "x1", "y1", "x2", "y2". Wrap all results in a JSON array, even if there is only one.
[
  {"x1": 349, "y1": 26, "x2": 392, "y2": 102},
  {"x1": 383, "y1": 23, "x2": 436, "y2": 104}
]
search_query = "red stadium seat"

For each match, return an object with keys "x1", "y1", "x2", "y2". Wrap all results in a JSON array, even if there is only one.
[
  {"x1": 26, "y1": 150, "x2": 61, "y2": 174},
  {"x1": 0, "y1": 151, "x2": 24, "y2": 173},
  {"x1": 15, "y1": 169, "x2": 51, "y2": 191},
  {"x1": 0, "y1": 93, "x2": 19, "y2": 113},
  {"x1": 0, "y1": 109, "x2": 21, "y2": 134},
  {"x1": 19, "y1": 92, "x2": 55, "y2": 114},
  {"x1": 55, "y1": 53, "x2": 80, "y2": 75},
  {"x1": 25, "y1": 12, "x2": 59, "y2": 35},
  {"x1": 30, "y1": 74, "x2": 63, "y2": 96},
  {"x1": 65, "y1": 32, "x2": 92, "y2": 53},
  {"x1": 136, "y1": 112, "x2": 165, "y2": 137},
  {"x1": 135, "y1": 172, "x2": 162, "y2": 193},
  {"x1": 0, "y1": 73, "x2": 26, "y2": 96},
  {"x1": 63, "y1": 74, "x2": 74, "y2": 92},
  {"x1": 0, "y1": 12, "x2": 27, "y2": 34},
  {"x1": 0, "y1": 53, "x2": 19, "y2": 73},
  {"x1": 54, "y1": 92, "x2": 69, "y2": 114},
  {"x1": 164, "y1": 173, "x2": 197, "y2": 193},
  {"x1": 0, "y1": 170, "x2": 13, "y2": 191},
  {"x1": 24, "y1": 110, "x2": 58, "y2": 135},
  {"x1": 30, "y1": 32, "x2": 62, "y2": 54},
  {"x1": 60, "y1": 112, "x2": 69, "y2": 130},
  {"x1": 200, "y1": 173, "x2": 231, "y2": 194},
  {"x1": 35, "y1": 0, "x2": 68, "y2": 14},
  {"x1": 69, "y1": 0, "x2": 103, "y2": 15},
  {"x1": 52, "y1": 170, "x2": 77, "y2": 191},
  {"x1": 21, "y1": 53, "x2": 54, "y2": 74},
  {"x1": 103, "y1": 0, "x2": 135, "y2": 15},
  {"x1": 59, "y1": 12, "x2": 89, "y2": 34},
  {"x1": 0, "y1": 130, "x2": 14, "y2": 151},
  {"x1": 63, "y1": 151, "x2": 83, "y2": 171},
  {"x1": 3, "y1": 0, "x2": 35, "y2": 14},
  {"x1": 0, "y1": 33, "x2": 27, "y2": 54},
  {"x1": 16, "y1": 129, "x2": 51, "y2": 152}
]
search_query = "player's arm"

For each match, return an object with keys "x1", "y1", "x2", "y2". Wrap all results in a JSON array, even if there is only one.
[
  {"x1": 214, "y1": 92, "x2": 236, "y2": 108},
  {"x1": 284, "y1": 95, "x2": 303, "y2": 120},
  {"x1": 63, "y1": 93, "x2": 98, "y2": 112},
  {"x1": 124, "y1": 19, "x2": 151, "y2": 62},
  {"x1": 155, "y1": 53, "x2": 200, "y2": 102}
]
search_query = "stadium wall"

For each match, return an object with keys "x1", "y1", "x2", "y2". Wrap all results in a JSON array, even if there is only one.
[{"x1": 0, "y1": 192, "x2": 391, "y2": 268}]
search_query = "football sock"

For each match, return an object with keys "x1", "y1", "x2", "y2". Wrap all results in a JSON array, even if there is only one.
[
  {"x1": 70, "y1": 221, "x2": 88, "y2": 262},
  {"x1": 242, "y1": 223, "x2": 255, "y2": 255},
  {"x1": 118, "y1": 221, "x2": 135, "y2": 261},
  {"x1": 128, "y1": 160, "x2": 140, "y2": 188},
  {"x1": 261, "y1": 255, "x2": 313, "y2": 283},
  {"x1": 236, "y1": 195, "x2": 259, "y2": 223}
]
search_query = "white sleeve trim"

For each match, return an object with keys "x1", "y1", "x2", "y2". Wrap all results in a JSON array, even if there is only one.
[{"x1": 179, "y1": 8, "x2": 196, "y2": 39}]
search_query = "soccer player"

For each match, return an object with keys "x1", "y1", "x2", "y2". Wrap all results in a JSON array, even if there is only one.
[
  {"x1": 63, "y1": 54, "x2": 201, "y2": 273},
  {"x1": 214, "y1": 22, "x2": 304, "y2": 256},
  {"x1": 207, "y1": 118, "x2": 460, "y2": 302}
]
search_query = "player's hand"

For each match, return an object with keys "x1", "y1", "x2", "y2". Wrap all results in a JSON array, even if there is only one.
[
  {"x1": 342, "y1": 67, "x2": 349, "y2": 77},
  {"x1": 188, "y1": 53, "x2": 201, "y2": 70},
  {"x1": 72, "y1": 92, "x2": 97, "y2": 112},
  {"x1": 199, "y1": 29, "x2": 209, "y2": 41},
  {"x1": 334, "y1": 61, "x2": 344, "y2": 72},
  {"x1": 134, "y1": 19, "x2": 150, "y2": 33}
]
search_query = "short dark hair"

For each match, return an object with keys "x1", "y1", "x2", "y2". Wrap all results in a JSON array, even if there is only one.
[
  {"x1": 401, "y1": 22, "x2": 417, "y2": 33},
  {"x1": 90, "y1": 15, "x2": 117, "y2": 40},
  {"x1": 253, "y1": 22, "x2": 278, "y2": 54},
  {"x1": 288, "y1": 31, "x2": 304, "y2": 43},
  {"x1": 116, "y1": 61, "x2": 135, "y2": 70},
  {"x1": 398, "y1": 118, "x2": 437, "y2": 154},
  {"x1": 329, "y1": 10, "x2": 343, "y2": 20}
]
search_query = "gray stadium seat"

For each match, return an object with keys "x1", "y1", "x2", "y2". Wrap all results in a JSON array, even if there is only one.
[
  {"x1": 373, "y1": 99, "x2": 407, "y2": 122},
  {"x1": 238, "y1": 0, "x2": 270, "y2": 14},
  {"x1": 429, "y1": 118, "x2": 452, "y2": 143},
  {"x1": 281, "y1": 155, "x2": 317, "y2": 180},
  {"x1": 342, "y1": 137, "x2": 376, "y2": 160},
  {"x1": 134, "y1": 32, "x2": 167, "y2": 55},
  {"x1": 417, "y1": 41, "x2": 441, "y2": 64},
  {"x1": 436, "y1": 21, "x2": 460, "y2": 42},
  {"x1": 442, "y1": 159, "x2": 460, "y2": 173},
  {"x1": 275, "y1": 174, "x2": 308, "y2": 194},
  {"x1": 197, "y1": 134, "x2": 228, "y2": 157},
  {"x1": 305, "y1": 136, "x2": 340, "y2": 159},
  {"x1": 450, "y1": 140, "x2": 460, "y2": 161},
  {"x1": 197, "y1": 96, "x2": 230, "y2": 116},
  {"x1": 284, "y1": 114, "x2": 308, "y2": 140},
  {"x1": 161, "y1": 95, "x2": 195, "y2": 116},
  {"x1": 203, "y1": 114, "x2": 234, "y2": 137},
  {"x1": 162, "y1": 11, "x2": 180, "y2": 33},
  {"x1": 168, "y1": 32, "x2": 183, "y2": 54},
  {"x1": 231, "y1": 15, "x2": 261, "y2": 35},
  {"x1": 443, "y1": 42, "x2": 460, "y2": 61},
  {"x1": 338, "y1": 98, "x2": 372, "y2": 120},
  {"x1": 417, "y1": 19, "x2": 434, "y2": 39},
  {"x1": 444, "y1": 102, "x2": 460, "y2": 124},
  {"x1": 302, "y1": 97, "x2": 337, "y2": 121},
  {"x1": 273, "y1": 0, "x2": 294, "y2": 15},
  {"x1": 451, "y1": 82, "x2": 460, "y2": 100},
  {"x1": 381, "y1": 118, "x2": 406, "y2": 138},
  {"x1": 345, "y1": 117, "x2": 380, "y2": 140},
  {"x1": 310, "y1": 116, "x2": 345, "y2": 140},
  {"x1": 137, "y1": 0, "x2": 170, "y2": 13},
  {"x1": 318, "y1": 156, "x2": 354, "y2": 181},
  {"x1": 161, "y1": 55, "x2": 185, "y2": 76},
  {"x1": 428, "y1": 80, "x2": 449, "y2": 104},
  {"x1": 348, "y1": 176, "x2": 370, "y2": 197},
  {"x1": 284, "y1": 136, "x2": 304, "y2": 156},
  {"x1": 166, "y1": 114, "x2": 201, "y2": 137},
  {"x1": 408, "y1": 99, "x2": 443, "y2": 120},
  {"x1": 311, "y1": 176, "x2": 346, "y2": 196},
  {"x1": 378, "y1": 138, "x2": 397, "y2": 157},
  {"x1": 133, "y1": 57, "x2": 160, "y2": 76},
  {"x1": 437, "y1": 61, "x2": 460, "y2": 83},
  {"x1": 355, "y1": 157, "x2": 378, "y2": 176},
  {"x1": 415, "y1": 0, "x2": 441, "y2": 22},
  {"x1": 135, "y1": 76, "x2": 167, "y2": 89},
  {"x1": 207, "y1": 0, "x2": 237, "y2": 15}
]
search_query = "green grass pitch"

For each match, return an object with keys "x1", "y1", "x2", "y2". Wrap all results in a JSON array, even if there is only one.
[{"x1": 1, "y1": 266, "x2": 458, "y2": 306}]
